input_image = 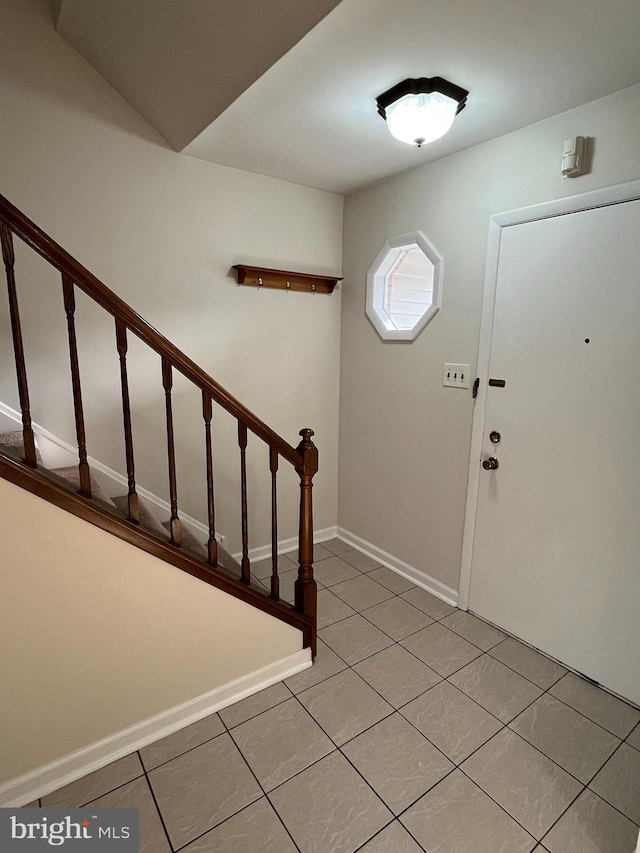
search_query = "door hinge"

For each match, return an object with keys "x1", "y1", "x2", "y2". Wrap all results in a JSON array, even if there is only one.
[{"x1": 472, "y1": 377, "x2": 480, "y2": 399}]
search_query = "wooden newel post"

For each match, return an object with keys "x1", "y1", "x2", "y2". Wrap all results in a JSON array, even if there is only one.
[{"x1": 295, "y1": 428, "x2": 318, "y2": 657}]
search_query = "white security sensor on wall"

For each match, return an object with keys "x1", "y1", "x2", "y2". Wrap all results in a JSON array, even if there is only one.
[{"x1": 562, "y1": 136, "x2": 588, "y2": 178}]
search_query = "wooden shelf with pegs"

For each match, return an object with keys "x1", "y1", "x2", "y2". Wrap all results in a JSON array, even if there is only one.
[{"x1": 232, "y1": 264, "x2": 342, "y2": 294}]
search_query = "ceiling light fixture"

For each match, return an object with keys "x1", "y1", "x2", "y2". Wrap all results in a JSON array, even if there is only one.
[{"x1": 376, "y1": 77, "x2": 468, "y2": 148}]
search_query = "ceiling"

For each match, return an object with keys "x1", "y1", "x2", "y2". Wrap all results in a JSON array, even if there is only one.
[
  {"x1": 55, "y1": 0, "x2": 344, "y2": 150},
  {"x1": 56, "y1": 0, "x2": 640, "y2": 194}
]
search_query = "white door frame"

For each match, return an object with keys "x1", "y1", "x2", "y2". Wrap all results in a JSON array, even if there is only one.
[{"x1": 458, "y1": 178, "x2": 640, "y2": 611}]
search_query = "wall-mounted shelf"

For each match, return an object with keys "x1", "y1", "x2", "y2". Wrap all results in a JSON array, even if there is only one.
[{"x1": 232, "y1": 264, "x2": 342, "y2": 294}]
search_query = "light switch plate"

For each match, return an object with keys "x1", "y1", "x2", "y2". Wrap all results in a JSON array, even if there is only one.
[{"x1": 443, "y1": 363, "x2": 471, "y2": 388}]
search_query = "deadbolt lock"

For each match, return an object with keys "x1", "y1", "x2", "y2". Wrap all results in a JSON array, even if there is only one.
[
  {"x1": 489, "y1": 431, "x2": 501, "y2": 444},
  {"x1": 482, "y1": 457, "x2": 499, "y2": 470}
]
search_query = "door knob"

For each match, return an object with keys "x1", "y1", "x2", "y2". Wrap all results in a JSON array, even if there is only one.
[{"x1": 482, "y1": 457, "x2": 499, "y2": 470}]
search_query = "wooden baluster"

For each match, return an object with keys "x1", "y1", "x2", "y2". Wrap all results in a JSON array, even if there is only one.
[
  {"x1": 1, "y1": 223, "x2": 37, "y2": 468},
  {"x1": 295, "y1": 428, "x2": 318, "y2": 656},
  {"x1": 62, "y1": 274, "x2": 91, "y2": 497},
  {"x1": 162, "y1": 357, "x2": 181, "y2": 546},
  {"x1": 238, "y1": 421, "x2": 251, "y2": 584},
  {"x1": 270, "y1": 447, "x2": 279, "y2": 600},
  {"x1": 202, "y1": 392, "x2": 218, "y2": 566},
  {"x1": 115, "y1": 319, "x2": 139, "y2": 523}
]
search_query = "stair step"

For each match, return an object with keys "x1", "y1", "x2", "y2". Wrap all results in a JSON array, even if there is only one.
[
  {"x1": 160, "y1": 519, "x2": 206, "y2": 556},
  {"x1": 110, "y1": 494, "x2": 241, "y2": 576},
  {"x1": 51, "y1": 465, "x2": 115, "y2": 507},
  {"x1": 111, "y1": 494, "x2": 165, "y2": 537},
  {"x1": 0, "y1": 430, "x2": 42, "y2": 465}
]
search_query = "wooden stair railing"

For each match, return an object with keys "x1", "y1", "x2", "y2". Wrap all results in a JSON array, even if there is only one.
[{"x1": 0, "y1": 194, "x2": 317, "y2": 655}]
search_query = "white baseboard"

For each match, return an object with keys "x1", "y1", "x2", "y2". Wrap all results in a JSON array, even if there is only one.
[
  {"x1": 0, "y1": 400, "x2": 223, "y2": 544},
  {"x1": 336, "y1": 527, "x2": 458, "y2": 607},
  {"x1": 232, "y1": 526, "x2": 338, "y2": 564},
  {"x1": 0, "y1": 648, "x2": 311, "y2": 808},
  {"x1": 315, "y1": 526, "x2": 339, "y2": 544}
]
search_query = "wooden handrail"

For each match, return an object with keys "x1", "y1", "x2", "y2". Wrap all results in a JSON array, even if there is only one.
[{"x1": 0, "y1": 194, "x2": 303, "y2": 469}]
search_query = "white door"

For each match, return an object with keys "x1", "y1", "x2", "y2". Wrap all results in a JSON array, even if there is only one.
[{"x1": 469, "y1": 196, "x2": 640, "y2": 705}]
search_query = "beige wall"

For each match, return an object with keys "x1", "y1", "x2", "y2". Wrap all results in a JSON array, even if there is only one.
[
  {"x1": 0, "y1": 0, "x2": 343, "y2": 553},
  {"x1": 339, "y1": 84, "x2": 640, "y2": 592},
  {"x1": 0, "y1": 477, "x2": 302, "y2": 782}
]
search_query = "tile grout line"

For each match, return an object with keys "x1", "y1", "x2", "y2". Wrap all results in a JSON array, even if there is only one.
[
  {"x1": 505, "y1": 694, "x2": 623, "y2": 785},
  {"x1": 57, "y1": 770, "x2": 147, "y2": 811},
  {"x1": 172, "y1": 719, "x2": 303, "y2": 853},
  {"x1": 537, "y1": 786, "x2": 595, "y2": 851},
  {"x1": 174, "y1": 795, "x2": 305, "y2": 853},
  {"x1": 228, "y1": 724, "x2": 306, "y2": 853},
  {"x1": 582, "y1": 739, "x2": 640, "y2": 824},
  {"x1": 352, "y1": 819, "x2": 429, "y2": 853},
  {"x1": 138, "y1": 764, "x2": 176, "y2": 853}
]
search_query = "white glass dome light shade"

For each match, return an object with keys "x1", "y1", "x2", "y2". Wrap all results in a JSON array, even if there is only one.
[{"x1": 384, "y1": 91, "x2": 459, "y2": 147}]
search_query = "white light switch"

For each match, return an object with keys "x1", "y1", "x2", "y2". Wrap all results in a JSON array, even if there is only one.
[{"x1": 443, "y1": 363, "x2": 471, "y2": 388}]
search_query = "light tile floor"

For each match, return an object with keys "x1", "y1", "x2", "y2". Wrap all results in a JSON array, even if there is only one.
[{"x1": 37, "y1": 539, "x2": 640, "y2": 852}]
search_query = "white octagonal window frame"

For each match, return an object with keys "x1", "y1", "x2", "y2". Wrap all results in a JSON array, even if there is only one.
[{"x1": 366, "y1": 230, "x2": 443, "y2": 341}]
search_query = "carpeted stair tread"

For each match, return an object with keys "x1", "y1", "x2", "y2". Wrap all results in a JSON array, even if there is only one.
[
  {"x1": 0, "y1": 430, "x2": 43, "y2": 465},
  {"x1": 51, "y1": 465, "x2": 115, "y2": 507},
  {"x1": 161, "y1": 518, "x2": 207, "y2": 558},
  {"x1": 111, "y1": 494, "x2": 166, "y2": 539},
  {"x1": 111, "y1": 495, "x2": 240, "y2": 576},
  {"x1": 210, "y1": 543, "x2": 243, "y2": 577}
]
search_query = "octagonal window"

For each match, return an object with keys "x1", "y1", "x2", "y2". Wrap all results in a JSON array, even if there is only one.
[{"x1": 366, "y1": 231, "x2": 443, "y2": 341}]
